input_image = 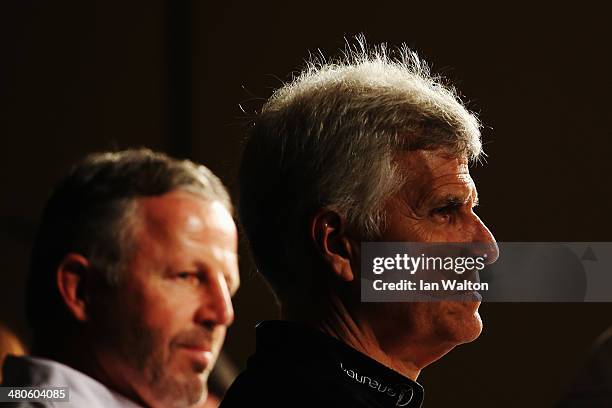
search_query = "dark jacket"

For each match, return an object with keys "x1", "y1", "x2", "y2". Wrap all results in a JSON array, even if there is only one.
[{"x1": 221, "y1": 321, "x2": 424, "y2": 407}]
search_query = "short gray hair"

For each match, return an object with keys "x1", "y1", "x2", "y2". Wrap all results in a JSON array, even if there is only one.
[
  {"x1": 239, "y1": 39, "x2": 483, "y2": 298},
  {"x1": 27, "y1": 148, "x2": 231, "y2": 348}
]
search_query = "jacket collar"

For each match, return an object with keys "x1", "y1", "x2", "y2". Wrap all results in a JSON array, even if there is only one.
[{"x1": 254, "y1": 320, "x2": 424, "y2": 407}]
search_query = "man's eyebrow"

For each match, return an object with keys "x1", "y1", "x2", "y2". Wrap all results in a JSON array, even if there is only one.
[{"x1": 431, "y1": 192, "x2": 479, "y2": 207}]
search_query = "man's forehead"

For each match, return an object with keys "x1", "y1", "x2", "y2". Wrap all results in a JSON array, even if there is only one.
[
  {"x1": 393, "y1": 149, "x2": 476, "y2": 204},
  {"x1": 136, "y1": 191, "x2": 236, "y2": 243},
  {"x1": 395, "y1": 149, "x2": 470, "y2": 180}
]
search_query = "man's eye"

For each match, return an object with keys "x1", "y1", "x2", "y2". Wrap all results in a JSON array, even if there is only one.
[
  {"x1": 176, "y1": 272, "x2": 201, "y2": 285},
  {"x1": 432, "y1": 206, "x2": 453, "y2": 215},
  {"x1": 433, "y1": 206, "x2": 450, "y2": 215},
  {"x1": 430, "y1": 205, "x2": 459, "y2": 222}
]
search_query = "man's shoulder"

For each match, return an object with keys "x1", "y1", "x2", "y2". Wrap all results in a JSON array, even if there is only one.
[
  {"x1": 1, "y1": 355, "x2": 143, "y2": 408},
  {"x1": 220, "y1": 360, "x2": 395, "y2": 408},
  {"x1": 220, "y1": 367, "x2": 362, "y2": 407},
  {"x1": 220, "y1": 322, "x2": 423, "y2": 408}
]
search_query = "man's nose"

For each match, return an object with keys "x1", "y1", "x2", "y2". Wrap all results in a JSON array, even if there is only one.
[
  {"x1": 470, "y1": 213, "x2": 499, "y2": 265},
  {"x1": 195, "y1": 273, "x2": 235, "y2": 327}
]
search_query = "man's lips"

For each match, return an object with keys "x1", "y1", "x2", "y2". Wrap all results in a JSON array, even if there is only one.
[{"x1": 177, "y1": 344, "x2": 214, "y2": 368}]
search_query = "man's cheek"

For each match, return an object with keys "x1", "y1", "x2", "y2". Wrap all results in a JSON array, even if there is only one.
[
  {"x1": 138, "y1": 286, "x2": 185, "y2": 327},
  {"x1": 141, "y1": 309, "x2": 184, "y2": 351}
]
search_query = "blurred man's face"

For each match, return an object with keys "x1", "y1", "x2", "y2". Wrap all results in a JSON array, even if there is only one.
[
  {"x1": 93, "y1": 191, "x2": 239, "y2": 408},
  {"x1": 362, "y1": 149, "x2": 498, "y2": 361}
]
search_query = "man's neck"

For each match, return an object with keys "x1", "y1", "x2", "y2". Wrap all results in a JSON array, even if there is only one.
[{"x1": 285, "y1": 294, "x2": 453, "y2": 381}]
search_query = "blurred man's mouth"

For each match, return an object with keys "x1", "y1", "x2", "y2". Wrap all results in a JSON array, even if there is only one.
[{"x1": 177, "y1": 344, "x2": 214, "y2": 370}]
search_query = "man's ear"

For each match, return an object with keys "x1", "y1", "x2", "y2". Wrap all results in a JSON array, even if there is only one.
[
  {"x1": 56, "y1": 253, "x2": 92, "y2": 322},
  {"x1": 310, "y1": 210, "x2": 355, "y2": 282}
]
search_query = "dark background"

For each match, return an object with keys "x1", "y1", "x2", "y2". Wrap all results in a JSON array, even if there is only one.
[{"x1": 1, "y1": 1, "x2": 611, "y2": 406}]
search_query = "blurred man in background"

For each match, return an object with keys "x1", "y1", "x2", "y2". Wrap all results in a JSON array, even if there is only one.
[
  {"x1": 222, "y1": 40, "x2": 498, "y2": 407},
  {"x1": 1, "y1": 149, "x2": 239, "y2": 408}
]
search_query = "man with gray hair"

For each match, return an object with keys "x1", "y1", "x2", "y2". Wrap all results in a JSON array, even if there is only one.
[
  {"x1": 1, "y1": 149, "x2": 240, "y2": 407},
  {"x1": 221, "y1": 41, "x2": 498, "y2": 407}
]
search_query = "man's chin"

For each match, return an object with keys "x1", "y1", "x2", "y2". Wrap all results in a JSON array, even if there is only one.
[
  {"x1": 464, "y1": 304, "x2": 483, "y2": 343},
  {"x1": 440, "y1": 301, "x2": 482, "y2": 344},
  {"x1": 149, "y1": 377, "x2": 206, "y2": 408},
  {"x1": 145, "y1": 359, "x2": 208, "y2": 408}
]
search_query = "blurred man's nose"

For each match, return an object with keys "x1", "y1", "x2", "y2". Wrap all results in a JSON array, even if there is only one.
[{"x1": 196, "y1": 273, "x2": 235, "y2": 328}]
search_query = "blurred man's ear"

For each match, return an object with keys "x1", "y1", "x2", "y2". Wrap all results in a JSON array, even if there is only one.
[
  {"x1": 56, "y1": 253, "x2": 92, "y2": 322},
  {"x1": 310, "y1": 210, "x2": 355, "y2": 282}
]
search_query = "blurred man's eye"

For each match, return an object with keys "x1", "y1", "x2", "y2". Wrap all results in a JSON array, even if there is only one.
[{"x1": 175, "y1": 272, "x2": 202, "y2": 285}]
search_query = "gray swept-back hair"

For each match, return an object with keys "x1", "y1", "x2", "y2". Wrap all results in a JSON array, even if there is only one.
[
  {"x1": 239, "y1": 38, "x2": 482, "y2": 299},
  {"x1": 27, "y1": 148, "x2": 231, "y2": 351}
]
